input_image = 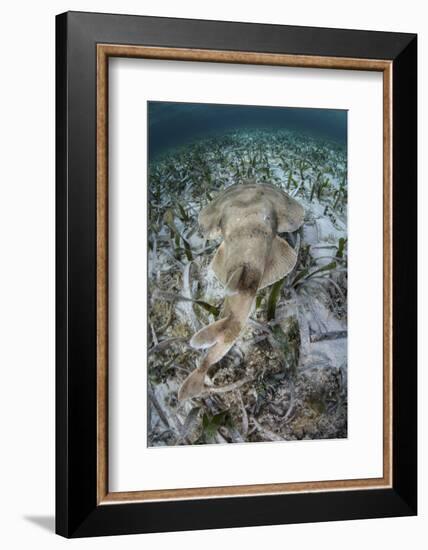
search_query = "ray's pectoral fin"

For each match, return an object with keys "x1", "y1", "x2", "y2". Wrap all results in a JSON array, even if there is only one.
[
  {"x1": 260, "y1": 236, "x2": 298, "y2": 289},
  {"x1": 274, "y1": 190, "x2": 305, "y2": 233}
]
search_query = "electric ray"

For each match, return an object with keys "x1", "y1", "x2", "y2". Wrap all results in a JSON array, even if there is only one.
[{"x1": 178, "y1": 181, "x2": 305, "y2": 401}]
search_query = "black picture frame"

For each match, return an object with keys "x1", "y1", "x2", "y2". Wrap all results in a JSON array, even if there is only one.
[{"x1": 56, "y1": 11, "x2": 417, "y2": 538}]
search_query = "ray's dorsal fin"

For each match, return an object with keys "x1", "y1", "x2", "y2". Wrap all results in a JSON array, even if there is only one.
[
  {"x1": 181, "y1": 291, "x2": 256, "y2": 401},
  {"x1": 210, "y1": 245, "x2": 246, "y2": 295},
  {"x1": 225, "y1": 266, "x2": 245, "y2": 295},
  {"x1": 260, "y1": 236, "x2": 298, "y2": 289},
  {"x1": 189, "y1": 317, "x2": 230, "y2": 350}
]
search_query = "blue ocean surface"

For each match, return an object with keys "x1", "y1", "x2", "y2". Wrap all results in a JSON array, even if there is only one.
[{"x1": 148, "y1": 101, "x2": 347, "y2": 159}]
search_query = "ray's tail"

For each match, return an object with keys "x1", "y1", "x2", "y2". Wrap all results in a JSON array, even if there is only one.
[{"x1": 178, "y1": 290, "x2": 255, "y2": 401}]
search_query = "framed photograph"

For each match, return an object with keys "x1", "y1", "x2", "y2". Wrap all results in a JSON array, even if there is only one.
[{"x1": 56, "y1": 11, "x2": 417, "y2": 538}]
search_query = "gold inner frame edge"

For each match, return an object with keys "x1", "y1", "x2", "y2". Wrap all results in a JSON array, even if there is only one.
[{"x1": 96, "y1": 44, "x2": 393, "y2": 505}]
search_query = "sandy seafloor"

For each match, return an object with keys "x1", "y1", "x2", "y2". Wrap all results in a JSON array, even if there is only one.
[{"x1": 147, "y1": 128, "x2": 348, "y2": 446}]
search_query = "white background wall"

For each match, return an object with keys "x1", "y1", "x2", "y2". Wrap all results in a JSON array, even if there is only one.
[{"x1": 0, "y1": 1, "x2": 424, "y2": 548}]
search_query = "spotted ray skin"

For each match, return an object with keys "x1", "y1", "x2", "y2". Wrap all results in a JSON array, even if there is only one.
[{"x1": 178, "y1": 182, "x2": 304, "y2": 401}]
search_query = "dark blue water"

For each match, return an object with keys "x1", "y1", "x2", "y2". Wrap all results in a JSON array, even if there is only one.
[{"x1": 148, "y1": 101, "x2": 347, "y2": 159}]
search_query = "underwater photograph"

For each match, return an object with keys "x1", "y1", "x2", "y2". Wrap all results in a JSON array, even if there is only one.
[{"x1": 147, "y1": 101, "x2": 348, "y2": 446}]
